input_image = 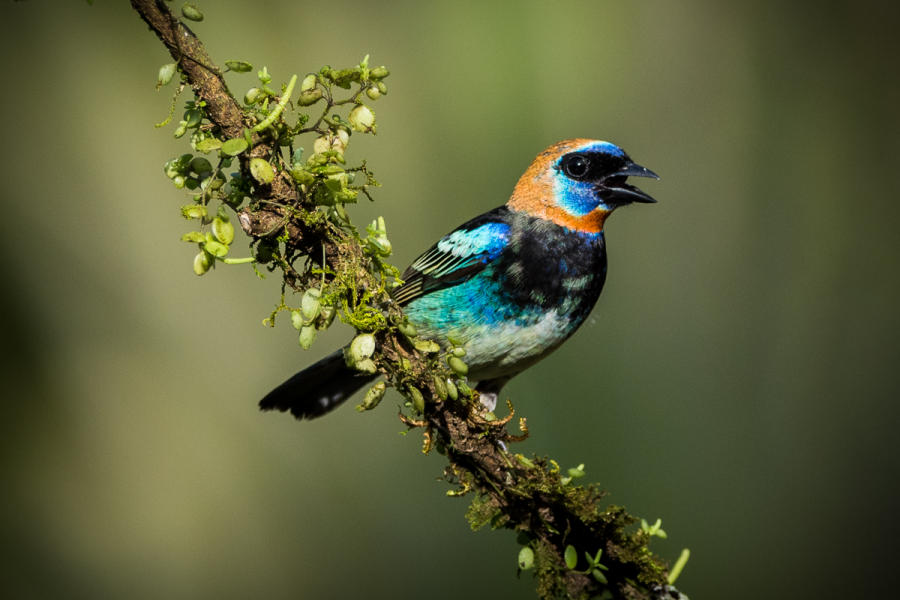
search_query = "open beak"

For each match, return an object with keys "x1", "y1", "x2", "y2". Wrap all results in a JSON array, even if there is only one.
[{"x1": 600, "y1": 161, "x2": 659, "y2": 204}]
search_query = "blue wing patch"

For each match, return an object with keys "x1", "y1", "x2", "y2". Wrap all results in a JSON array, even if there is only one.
[{"x1": 392, "y1": 217, "x2": 510, "y2": 306}]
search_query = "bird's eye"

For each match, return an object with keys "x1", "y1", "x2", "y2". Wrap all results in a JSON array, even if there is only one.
[{"x1": 561, "y1": 154, "x2": 590, "y2": 180}]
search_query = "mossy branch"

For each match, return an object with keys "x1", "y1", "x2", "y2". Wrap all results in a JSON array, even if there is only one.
[{"x1": 131, "y1": 2, "x2": 688, "y2": 598}]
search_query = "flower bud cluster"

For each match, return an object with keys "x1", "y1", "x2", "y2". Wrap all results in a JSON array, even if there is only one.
[{"x1": 289, "y1": 287, "x2": 337, "y2": 349}]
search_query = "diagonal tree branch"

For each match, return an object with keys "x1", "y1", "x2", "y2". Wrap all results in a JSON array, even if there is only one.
[
  {"x1": 129, "y1": 3, "x2": 687, "y2": 599},
  {"x1": 131, "y1": 0, "x2": 244, "y2": 138}
]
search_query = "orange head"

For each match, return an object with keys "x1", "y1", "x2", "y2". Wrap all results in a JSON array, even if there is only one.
[{"x1": 507, "y1": 139, "x2": 658, "y2": 234}]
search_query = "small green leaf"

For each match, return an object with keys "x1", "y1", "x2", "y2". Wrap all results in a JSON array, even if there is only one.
[
  {"x1": 194, "y1": 137, "x2": 222, "y2": 153},
  {"x1": 446, "y1": 334, "x2": 465, "y2": 347},
  {"x1": 397, "y1": 320, "x2": 418, "y2": 338},
  {"x1": 181, "y1": 231, "x2": 205, "y2": 243},
  {"x1": 300, "y1": 288, "x2": 322, "y2": 321},
  {"x1": 193, "y1": 251, "x2": 211, "y2": 275},
  {"x1": 457, "y1": 380, "x2": 474, "y2": 397},
  {"x1": 517, "y1": 547, "x2": 534, "y2": 570},
  {"x1": 448, "y1": 355, "x2": 468, "y2": 376},
  {"x1": 180, "y1": 204, "x2": 207, "y2": 219},
  {"x1": 370, "y1": 66, "x2": 390, "y2": 79},
  {"x1": 249, "y1": 157, "x2": 275, "y2": 184},
  {"x1": 348, "y1": 104, "x2": 376, "y2": 133},
  {"x1": 366, "y1": 235, "x2": 390, "y2": 255},
  {"x1": 445, "y1": 378, "x2": 458, "y2": 401},
  {"x1": 221, "y1": 137, "x2": 249, "y2": 156},
  {"x1": 157, "y1": 63, "x2": 177, "y2": 89},
  {"x1": 592, "y1": 569, "x2": 608, "y2": 584},
  {"x1": 564, "y1": 545, "x2": 578, "y2": 569},
  {"x1": 297, "y1": 88, "x2": 323, "y2": 106},
  {"x1": 407, "y1": 386, "x2": 425, "y2": 413},
  {"x1": 183, "y1": 108, "x2": 202, "y2": 128},
  {"x1": 203, "y1": 240, "x2": 229, "y2": 258},
  {"x1": 224, "y1": 60, "x2": 253, "y2": 73},
  {"x1": 244, "y1": 87, "x2": 264, "y2": 105},
  {"x1": 298, "y1": 325, "x2": 316, "y2": 349},
  {"x1": 211, "y1": 217, "x2": 235, "y2": 245},
  {"x1": 349, "y1": 333, "x2": 376, "y2": 362},
  {"x1": 668, "y1": 548, "x2": 690, "y2": 585},
  {"x1": 515, "y1": 454, "x2": 535, "y2": 468},
  {"x1": 352, "y1": 358, "x2": 377, "y2": 374},
  {"x1": 300, "y1": 73, "x2": 317, "y2": 92},
  {"x1": 641, "y1": 517, "x2": 668, "y2": 538},
  {"x1": 200, "y1": 173, "x2": 225, "y2": 191},
  {"x1": 189, "y1": 156, "x2": 212, "y2": 175},
  {"x1": 432, "y1": 375, "x2": 448, "y2": 401},
  {"x1": 164, "y1": 154, "x2": 191, "y2": 178},
  {"x1": 181, "y1": 3, "x2": 203, "y2": 21},
  {"x1": 357, "y1": 381, "x2": 386, "y2": 412},
  {"x1": 567, "y1": 464, "x2": 586, "y2": 479},
  {"x1": 414, "y1": 339, "x2": 441, "y2": 354},
  {"x1": 324, "y1": 176, "x2": 344, "y2": 193},
  {"x1": 290, "y1": 166, "x2": 314, "y2": 186}
]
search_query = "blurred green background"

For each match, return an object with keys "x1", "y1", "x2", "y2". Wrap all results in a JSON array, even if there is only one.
[{"x1": 2, "y1": 1, "x2": 898, "y2": 598}]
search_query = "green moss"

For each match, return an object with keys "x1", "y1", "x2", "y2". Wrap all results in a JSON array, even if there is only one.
[{"x1": 465, "y1": 493, "x2": 501, "y2": 531}]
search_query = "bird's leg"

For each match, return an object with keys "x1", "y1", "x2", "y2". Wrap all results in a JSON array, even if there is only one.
[
  {"x1": 473, "y1": 376, "x2": 510, "y2": 414},
  {"x1": 478, "y1": 390, "x2": 498, "y2": 412}
]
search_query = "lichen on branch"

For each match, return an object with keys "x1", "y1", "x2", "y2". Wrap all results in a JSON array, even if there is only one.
[{"x1": 130, "y1": 2, "x2": 688, "y2": 598}]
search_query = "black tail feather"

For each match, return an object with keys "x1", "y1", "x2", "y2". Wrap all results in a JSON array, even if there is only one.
[{"x1": 259, "y1": 349, "x2": 378, "y2": 420}]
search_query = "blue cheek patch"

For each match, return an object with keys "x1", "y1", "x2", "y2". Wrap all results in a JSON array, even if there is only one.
[{"x1": 553, "y1": 175, "x2": 600, "y2": 217}]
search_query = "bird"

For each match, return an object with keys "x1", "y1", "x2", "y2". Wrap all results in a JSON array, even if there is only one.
[{"x1": 260, "y1": 138, "x2": 658, "y2": 420}]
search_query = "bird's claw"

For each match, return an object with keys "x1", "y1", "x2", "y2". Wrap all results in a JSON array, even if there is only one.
[{"x1": 469, "y1": 397, "x2": 516, "y2": 428}]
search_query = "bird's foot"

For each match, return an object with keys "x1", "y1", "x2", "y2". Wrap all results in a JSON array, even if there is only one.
[{"x1": 468, "y1": 397, "x2": 523, "y2": 452}]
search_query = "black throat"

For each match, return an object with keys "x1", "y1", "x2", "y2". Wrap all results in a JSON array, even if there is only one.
[{"x1": 491, "y1": 209, "x2": 608, "y2": 318}]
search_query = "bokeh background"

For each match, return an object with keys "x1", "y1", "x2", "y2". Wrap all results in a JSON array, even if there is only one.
[{"x1": 2, "y1": 1, "x2": 898, "y2": 598}]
